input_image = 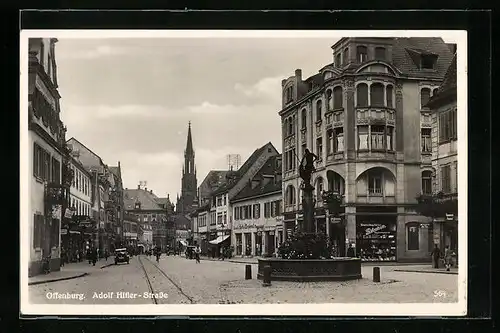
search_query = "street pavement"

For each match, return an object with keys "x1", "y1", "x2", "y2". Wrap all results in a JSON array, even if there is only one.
[{"x1": 28, "y1": 255, "x2": 459, "y2": 304}]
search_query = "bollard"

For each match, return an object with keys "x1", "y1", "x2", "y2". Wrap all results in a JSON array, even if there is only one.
[
  {"x1": 245, "y1": 264, "x2": 252, "y2": 280},
  {"x1": 262, "y1": 265, "x2": 272, "y2": 287},
  {"x1": 373, "y1": 266, "x2": 381, "y2": 282}
]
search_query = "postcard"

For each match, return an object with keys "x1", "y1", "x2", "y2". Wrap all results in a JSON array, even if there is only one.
[{"x1": 20, "y1": 29, "x2": 467, "y2": 316}]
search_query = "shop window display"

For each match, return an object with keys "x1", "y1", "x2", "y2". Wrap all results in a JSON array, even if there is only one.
[{"x1": 356, "y1": 221, "x2": 397, "y2": 261}]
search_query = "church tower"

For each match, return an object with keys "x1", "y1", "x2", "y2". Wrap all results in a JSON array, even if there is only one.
[{"x1": 176, "y1": 122, "x2": 198, "y2": 215}]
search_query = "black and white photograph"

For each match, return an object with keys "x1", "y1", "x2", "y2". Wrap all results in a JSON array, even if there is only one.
[{"x1": 20, "y1": 30, "x2": 467, "y2": 316}]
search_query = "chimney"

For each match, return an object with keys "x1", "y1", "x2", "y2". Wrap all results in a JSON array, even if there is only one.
[
  {"x1": 150, "y1": 190, "x2": 153, "y2": 194},
  {"x1": 118, "y1": 161, "x2": 121, "y2": 167},
  {"x1": 281, "y1": 79, "x2": 287, "y2": 87},
  {"x1": 295, "y1": 69, "x2": 302, "y2": 81},
  {"x1": 137, "y1": 185, "x2": 140, "y2": 189},
  {"x1": 145, "y1": 187, "x2": 147, "y2": 192}
]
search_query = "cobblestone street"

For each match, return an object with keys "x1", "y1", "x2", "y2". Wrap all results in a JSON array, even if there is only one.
[{"x1": 29, "y1": 255, "x2": 458, "y2": 304}]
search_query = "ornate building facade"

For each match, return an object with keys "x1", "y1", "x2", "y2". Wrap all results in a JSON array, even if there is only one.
[
  {"x1": 28, "y1": 37, "x2": 69, "y2": 276},
  {"x1": 279, "y1": 37, "x2": 455, "y2": 262}
]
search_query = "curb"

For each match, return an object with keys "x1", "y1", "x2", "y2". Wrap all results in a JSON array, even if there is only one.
[
  {"x1": 28, "y1": 272, "x2": 88, "y2": 286},
  {"x1": 100, "y1": 263, "x2": 115, "y2": 269},
  {"x1": 393, "y1": 269, "x2": 458, "y2": 275}
]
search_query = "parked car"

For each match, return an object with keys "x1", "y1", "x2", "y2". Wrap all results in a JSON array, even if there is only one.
[{"x1": 114, "y1": 248, "x2": 130, "y2": 265}]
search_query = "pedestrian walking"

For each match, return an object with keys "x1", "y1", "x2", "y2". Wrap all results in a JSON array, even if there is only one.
[
  {"x1": 444, "y1": 245, "x2": 453, "y2": 271},
  {"x1": 104, "y1": 249, "x2": 109, "y2": 261},
  {"x1": 87, "y1": 248, "x2": 92, "y2": 264},
  {"x1": 92, "y1": 247, "x2": 97, "y2": 266},
  {"x1": 346, "y1": 243, "x2": 355, "y2": 258},
  {"x1": 194, "y1": 245, "x2": 201, "y2": 263},
  {"x1": 431, "y1": 244, "x2": 441, "y2": 269}
]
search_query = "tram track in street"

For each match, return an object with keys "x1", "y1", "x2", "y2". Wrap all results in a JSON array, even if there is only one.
[{"x1": 137, "y1": 255, "x2": 195, "y2": 304}]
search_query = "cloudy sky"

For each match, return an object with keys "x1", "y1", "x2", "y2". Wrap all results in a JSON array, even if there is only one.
[{"x1": 56, "y1": 37, "x2": 337, "y2": 199}]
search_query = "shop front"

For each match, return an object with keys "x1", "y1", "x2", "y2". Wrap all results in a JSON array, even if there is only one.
[{"x1": 356, "y1": 215, "x2": 397, "y2": 262}]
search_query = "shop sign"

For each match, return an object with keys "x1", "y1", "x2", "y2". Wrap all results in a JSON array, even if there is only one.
[
  {"x1": 446, "y1": 214, "x2": 454, "y2": 221},
  {"x1": 269, "y1": 231, "x2": 275, "y2": 236},
  {"x1": 64, "y1": 208, "x2": 74, "y2": 219},
  {"x1": 364, "y1": 224, "x2": 386, "y2": 236},
  {"x1": 330, "y1": 217, "x2": 341, "y2": 223},
  {"x1": 61, "y1": 229, "x2": 68, "y2": 235},
  {"x1": 419, "y1": 223, "x2": 430, "y2": 228}
]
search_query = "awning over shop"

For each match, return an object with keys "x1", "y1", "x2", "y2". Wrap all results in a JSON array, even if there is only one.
[
  {"x1": 179, "y1": 240, "x2": 188, "y2": 246},
  {"x1": 209, "y1": 235, "x2": 230, "y2": 245}
]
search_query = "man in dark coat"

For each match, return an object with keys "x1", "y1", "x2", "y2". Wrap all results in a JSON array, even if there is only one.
[{"x1": 431, "y1": 244, "x2": 441, "y2": 268}]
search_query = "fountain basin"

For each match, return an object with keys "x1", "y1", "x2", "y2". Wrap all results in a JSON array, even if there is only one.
[{"x1": 257, "y1": 257, "x2": 362, "y2": 282}]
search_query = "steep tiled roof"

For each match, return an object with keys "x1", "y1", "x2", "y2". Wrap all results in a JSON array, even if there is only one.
[
  {"x1": 391, "y1": 37, "x2": 454, "y2": 79},
  {"x1": 426, "y1": 53, "x2": 457, "y2": 108},
  {"x1": 108, "y1": 166, "x2": 119, "y2": 177},
  {"x1": 200, "y1": 170, "x2": 232, "y2": 189},
  {"x1": 437, "y1": 53, "x2": 457, "y2": 94},
  {"x1": 123, "y1": 188, "x2": 164, "y2": 211},
  {"x1": 211, "y1": 142, "x2": 275, "y2": 195},
  {"x1": 232, "y1": 155, "x2": 282, "y2": 201}
]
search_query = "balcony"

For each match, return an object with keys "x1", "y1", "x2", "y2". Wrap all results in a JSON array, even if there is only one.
[{"x1": 356, "y1": 107, "x2": 395, "y2": 126}]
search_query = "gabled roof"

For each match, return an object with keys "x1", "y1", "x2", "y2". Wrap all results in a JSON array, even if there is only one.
[
  {"x1": 123, "y1": 188, "x2": 164, "y2": 211},
  {"x1": 391, "y1": 37, "x2": 454, "y2": 79},
  {"x1": 232, "y1": 154, "x2": 282, "y2": 201},
  {"x1": 66, "y1": 137, "x2": 105, "y2": 165},
  {"x1": 426, "y1": 53, "x2": 457, "y2": 108},
  {"x1": 108, "y1": 166, "x2": 120, "y2": 177},
  {"x1": 211, "y1": 142, "x2": 276, "y2": 196}
]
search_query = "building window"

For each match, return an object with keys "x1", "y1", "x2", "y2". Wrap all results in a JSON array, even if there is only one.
[
  {"x1": 326, "y1": 90, "x2": 333, "y2": 111},
  {"x1": 335, "y1": 53, "x2": 341, "y2": 67},
  {"x1": 386, "y1": 126, "x2": 394, "y2": 150},
  {"x1": 264, "y1": 202, "x2": 271, "y2": 218},
  {"x1": 217, "y1": 197, "x2": 222, "y2": 207},
  {"x1": 370, "y1": 83, "x2": 385, "y2": 107},
  {"x1": 439, "y1": 108, "x2": 457, "y2": 143},
  {"x1": 343, "y1": 48, "x2": 349, "y2": 65},
  {"x1": 433, "y1": 88, "x2": 439, "y2": 96},
  {"x1": 217, "y1": 213, "x2": 223, "y2": 224},
  {"x1": 253, "y1": 204, "x2": 260, "y2": 219},
  {"x1": 286, "y1": 86, "x2": 293, "y2": 103},
  {"x1": 285, "y1": 185, "x2": 296, "y2": 206},
  {"x1": 33, "y1": 214, "x2": 44, "y2": 249},
  {"x1": 335, "y1": 128, "x2": 344, "y2": 152},
  {"x1": 368, "y1": 172, "x2": 383, "y2": 195},
  {"x1": 421, "y1": 128, "x2": 432, "y2": 153},
  {"x1": 234, "y1": 207, "x2": 240, "y2": 220},
  {"x1": 356, "y1": 45, "x2": 367, "y2": 63},
  {"x1": 48, "y1": 54, "x2": 52, "y2": 80},
  {"x1": 358, "y1": 125, "x2": 369, "y2": 150},
  {"x1": 39, "y1": 41, "x2": 45, "y2": 68},
  {"x1": 327, "y1": 130, "x2": 334, "y2": 155},
  {"x1": 422, "y1": 171, "x2": 433, "y2": 195},
  {"x1": 386, "y1": 85, "x2": 394, "y2": 108},
  {"x1": 223, "y1": 212, "x2": 227, "y2": 224},
  {"x1": 333, "y1": 86, "x2": 343, "y2": 109},
  {"x1": 356, "y1": 83, "x2": 369, "y2": 107},
  {"x1": 33, "y1": 143, "x2": 51, "y2": 181},
  {"x1": 407, "y1": 224, "x2": 420, "y2": 250},
  {"x1": 371, "y1": 125, "x2": 385, "y2": 150},
  {"x1": 441, "y1": 165, "x2": 452, "y2": 193},
  {"x1": 316, "y1": 100, "x2": 322, "y2": 121},
  {"x1": 375, "y1": 47, "x2": 386, "y2": 60},
  {"x1": 316, "y1": 137, "x2": 323, "y2": 158},
  {"x1": 236, "y1": 234, "x2": 242, "y2": 255},
  {"x1": 301, "y1": 109, "x2": 307, "y2": 129},
  {"x1": 420, "y1": 88, "x2": 431, "y2": 108},
  {"x1": 421, "y1": 55, "x2": 436, "y2": 70},
  {"x1": 223, "y1": 196, "x2": 227, "y2": 206},
  {"x1": 316, "y1": 178, "x2": 324, "y2": 198}
]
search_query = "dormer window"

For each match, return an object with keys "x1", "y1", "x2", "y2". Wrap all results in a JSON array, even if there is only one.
[
  {"x1": 285, "y1": 86, "x2": 293, "y2": 103},
  {"x1": 375, "y1": 47, "x2": 386, "y2": 61},
  {"x1": 356, "y1": 46, "x2": 368, "y2": 63},
  {"x1": 421, "y1": 54, "x2": 437, "y2": 70},
  {"x1": 343, "y1": 48, "x2": 349, "y2": 65},
  {"x1": 135, "y1": 202, "x2": 141, "y2": 210}
]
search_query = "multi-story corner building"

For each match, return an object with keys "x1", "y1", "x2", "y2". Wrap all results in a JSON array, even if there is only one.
[
  {"x1": 427, "y1": 53, "x2": 458, "y2": 253},
  {"x1": 109, "y1": 162, "x2": 125, "y2": 248},
  {"x1": 28, "y1": 37, "x2": 68, "y2": 276},
  {"x1": 190, "y1": 203, "x2": 211, "y2": 254},
  {"x1": 123, "y1": 212, "x2": 139, "y2": 248},
  {"x1": 123, "y1": 186, "x2": 171, "y2": 250},
  {"x1": 208, "y1": 142, "x2": 279, "y2": 253},
  {"x1": 279, "y1": 37, "x2": 455, "y2": 262},
  {"x1": 155, "y1": 196, "x2": 176, "y2": 249},
  {"x1": 232, "y1": 155, "x2": 283, "y2": 257},
  {"x1": 66, "y1": 138, "x2": 117, "y2": 253},
  {"x1": 61, "y1": 155, "x2": 93, "y2": 259}
]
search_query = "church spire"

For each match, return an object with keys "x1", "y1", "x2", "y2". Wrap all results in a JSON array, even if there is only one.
[{"x1": 185, "y1": 121, "x2": 194, "y2": 157}]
